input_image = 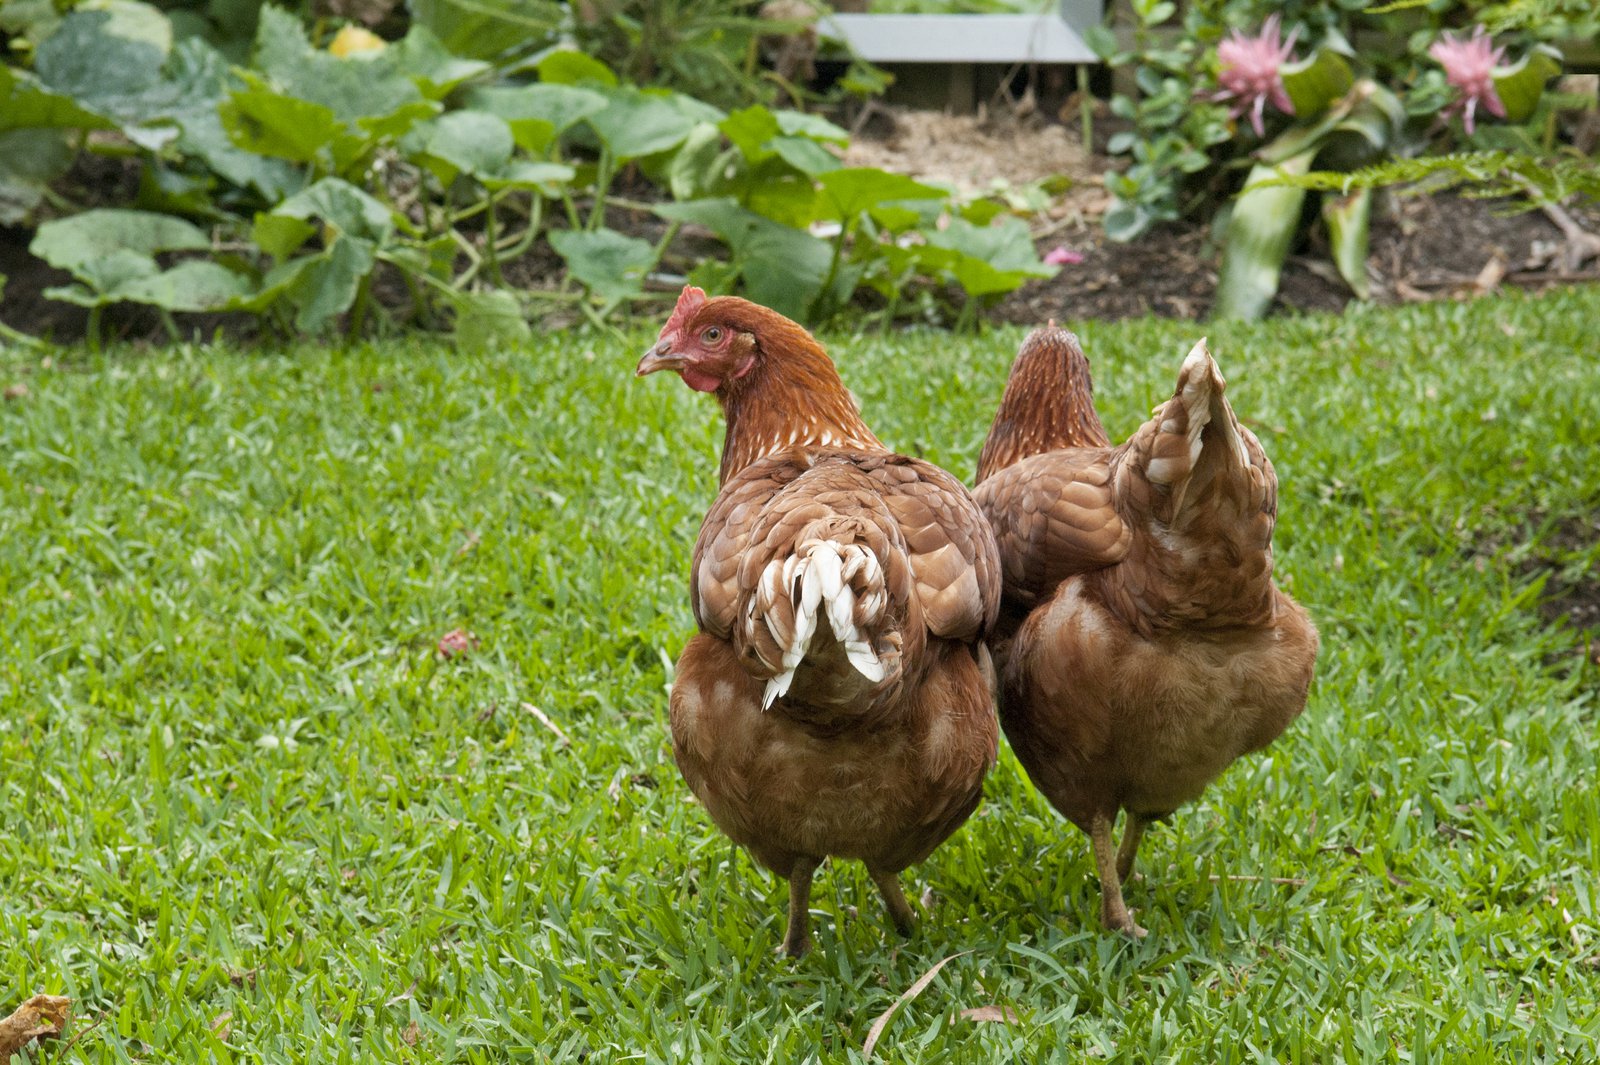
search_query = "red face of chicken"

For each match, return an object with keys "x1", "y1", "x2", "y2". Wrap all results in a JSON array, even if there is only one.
[{"x1": 635, "y1": 286, "x2": 758, "y2": 393}]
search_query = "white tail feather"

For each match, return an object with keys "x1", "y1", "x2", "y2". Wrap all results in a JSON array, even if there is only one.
[{"x1": 759, "y1": 540, "x2": 887, "y2": 709}]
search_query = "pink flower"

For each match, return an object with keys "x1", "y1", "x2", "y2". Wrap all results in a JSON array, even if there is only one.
[
  {"x1": 1043, "y1": 246, "x2": 1085, "y2": 266},
  {"x1": 437, "y1": 628, "x2": 477, "y2": 658},
  {"x1": 1213, "y1": 15, "x2": 1298, "y2": 136},
  {"x1": 1429, "y1": 26, "x2": 1507, "y2": 134}
]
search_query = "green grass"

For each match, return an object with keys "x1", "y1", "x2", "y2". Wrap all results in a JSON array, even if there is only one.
[{"x1": 2, "y1": 286, "x2": 1598, "y2": 1063}]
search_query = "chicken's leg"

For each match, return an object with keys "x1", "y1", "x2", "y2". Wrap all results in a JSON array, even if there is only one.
[
  {"x1": 781, "y1": 857, "x2": 820, "y2": 957},
  {"x1": 1116, "y1": 812, "x2": 1148, "y2": 883},
  {"x1": 1090, "y1": 813, "x2": 1147, "y2": 938},
  {"x1": 869, "y1": 868, "x2": 917, "y2": 937}
]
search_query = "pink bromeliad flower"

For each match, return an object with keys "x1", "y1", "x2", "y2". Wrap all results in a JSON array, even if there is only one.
[
  {"x1": 1214, "y1": 15, "x2": 1299, "y2": 136},
  {"x1": 1429, "y1": 26, "x2": 1507, "y2": 134}
]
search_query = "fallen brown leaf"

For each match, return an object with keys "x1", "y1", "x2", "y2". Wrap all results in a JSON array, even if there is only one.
[
  {"x1": 0, "y1": 994, "x2": 71, "y2": 1058},
  {"x1": 2, "y1": 383, "x2": 28, "y2": 401},
  {"x1": 402, "y1": 1020, "x2": 422, "y2": 1046},
  {"x1": 211, "y1": 1010, "x2": 234, "y2": 1041},
  {"x1": 959, "y1": 1005, "x2": 1019, "y2": 1024},
  {"x1": 863, "y1": 951, "x2": 971, "y2": 1059}
]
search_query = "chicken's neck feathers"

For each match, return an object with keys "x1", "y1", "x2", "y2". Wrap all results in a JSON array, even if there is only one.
[
  {"x1": 977, "y1": 329, "x2": 1110, "y2": 483},
  {"x1": 717, "y1": 341, "x2": 884, "y2": 483}
]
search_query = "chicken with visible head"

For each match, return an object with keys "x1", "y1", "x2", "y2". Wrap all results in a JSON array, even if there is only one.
[
  {"x1": 974, "y1": 327, "x2": 1319, "y2": 936},
  {"x1": 637, "y1": 287, "x2": 1002, "y2": 956}
]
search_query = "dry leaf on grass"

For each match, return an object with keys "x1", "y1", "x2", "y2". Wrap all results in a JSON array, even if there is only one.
[
  {"x1": 862, "y1": 951, "x2": 971, "y2": 1059},
  {"x1": 521, "y1": 702, "x2": 572, "y2": 747},
  {"x1": 0, "y1": 994, "x2": 71, "y2": 1058},
  {"x1": 959, "y1": 1005, "x2": 1019, "y2": 1024},
  {"x1": 210, "y1": 1011, "x2": 234, "y2": 1041},
  {"x1": 402, "y1": 1020, "x2": 422, "y2": 1046},
  {"x1": 3, "y1": 383, "x2": 28, "y2": 401}
]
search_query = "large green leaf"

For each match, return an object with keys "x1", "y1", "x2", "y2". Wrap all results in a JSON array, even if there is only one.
[
  {"x1": 1322, "y1": 188, "x2": 1371, "y2": 300},
  {"x1": 1492, "y1": 48, "x2": 1561, "y2": 125},
  {"x1": 548, "y1": 228, "x2": 655, "y2": 302},
  {"x1": 536, "y1": 49, "x2": 617, "y2": 87},
  {"x1": 452, "y1": 289, "x2": 530, "y2": 349},
  {"x1": 30, "y1": 208, "x2": 210, "y2": 274},
  {"x1": 0, "y1": 128, "x2": 73, "y2": 224},
  {"x1": 815, "y1": 169, "x2": 944, "y2": 223},
  {"x1": 585, "y1": 87, "x2": 702, "y2": 161},
  {"x1": 115, "y1": 259, "x2": 254, "y2": 311},
  {"x1": 923, "y1": 217, "x2": 1055, "y2": 296},
  {"x1": 28, "y1": 1, "x2": 180, "y2": 146},
  {"x1": 465, "y1": 83, "x2": 607, "y2": 144},
  {"x1": 1213, "y1": 149, "x2": 1316, "y2": 320},
  {"x1": 0, "y1": 65, "x2": 115, "y2": 133},
  {"x1": 272, "y1": 178, "x2": 397, "y2": 242},
  {"x1": 405, "y1": 0, "x2": 562, "y2": 62},
  {"x1": 139, "y1": 40, "x2": 273, "y2": 198},
  {"x1": 253, "y1": 6, "x2": 422, "y2": 125},
  {"x1": 221, "y1": 78, "x2": 346, "y2": 162},
  {"x1": 270, "y1": 234, "x2": 377, "y2": 332},
  {"x1": 413, "y1": 109, "x2": 514, "y2": 185},
  {"x1": 655, "y1": 198, "x2": 833, "y2": 321},
  {"x1": 387, "y1": 26, "x2": 492, "y2": 99},
  {"x1": 1281, "y1": 47, "x2": 1354, "y2": 120}
]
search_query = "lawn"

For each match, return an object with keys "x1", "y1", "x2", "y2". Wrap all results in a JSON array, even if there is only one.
[{"x1": 2, "y1": 286, "x2": 1598, "y2": 1063}]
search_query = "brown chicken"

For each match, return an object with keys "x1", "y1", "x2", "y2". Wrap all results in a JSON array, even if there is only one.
[
  {"x1": 974, "y1": 327, "x2": 1319, "y2": 936},
  {"x1": 636, "y1": 286, "x2": 1002, "y2": 956}
]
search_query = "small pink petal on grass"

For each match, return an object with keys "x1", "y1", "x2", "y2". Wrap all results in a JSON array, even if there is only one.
[
  {"x1": 437, "y1": 629, "x2": 477, "y2": 658},
  {"x1": 1428, "y1": 25, "x2": 1507, "y2": 134},
  {"x1": 1044, "y1": 246, "x2": 1085, "y2": 266}
]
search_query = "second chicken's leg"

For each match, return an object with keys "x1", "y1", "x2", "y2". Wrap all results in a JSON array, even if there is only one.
[
  {"x1": 782, "y1": 857, "x2": 820, "y2": 957},
  {"x1": 869, "y1": 868, "x2": 917, "y2": 937},
  {"x1": 1116, "y1": 812, "x2": 1148, "y2": 883},
  {"x1": 1090, "y1": 813, "x2": 1147, "y2": 938}
]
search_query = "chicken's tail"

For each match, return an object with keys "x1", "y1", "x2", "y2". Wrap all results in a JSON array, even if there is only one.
[
  {"x1": 1141, "y1": 338, "x2": 1249, "y2": 518},
  {"x1": 754, "y1": 533, "x2": 889, "y2": 708},
  {"x1": 734, "y1": 501, "x2": 911, "y2": 713},
  {"x1": 1122, "y1": 338, "x2": 1280, "y2": 624}
]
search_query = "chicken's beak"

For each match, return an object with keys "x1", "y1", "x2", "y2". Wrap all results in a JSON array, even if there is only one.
[{"x1": 636, "y1": 339, "x2": 686, "y2": 377}]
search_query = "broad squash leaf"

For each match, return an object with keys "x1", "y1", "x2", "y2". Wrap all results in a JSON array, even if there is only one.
[{"x1": 549, "y1": 228, "x2": 655, "y2": 301}]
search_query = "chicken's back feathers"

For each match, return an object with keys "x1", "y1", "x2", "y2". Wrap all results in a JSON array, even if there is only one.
[{"x1": 692, "y1": 449, "x2": 1000, "y2": 717}]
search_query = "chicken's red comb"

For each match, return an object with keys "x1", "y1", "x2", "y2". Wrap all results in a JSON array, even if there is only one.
[{"x1": 661, "y1": 285, "x2": 708, "y2": 338}]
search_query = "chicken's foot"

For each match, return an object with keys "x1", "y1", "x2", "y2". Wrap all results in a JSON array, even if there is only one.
[
  {"x1": 1090, "y1": 813, "x2": 1147, "y2": 938},
  {"x1": 781, "y1": 857, "x2": 820, "y2": 957},
  {"x1": 869, "y1": 868, "x2": 917, "y2": 937},
  {"x1": 1116, "y1": 812, "x2": 1148, "y2": 883}
]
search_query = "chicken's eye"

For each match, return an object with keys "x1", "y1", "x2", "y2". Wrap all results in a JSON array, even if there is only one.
[{"x1": 703, "y1": 326, "x2": 722, "y2": 343}]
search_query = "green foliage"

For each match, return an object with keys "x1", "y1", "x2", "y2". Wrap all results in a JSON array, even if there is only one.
[
  {"x1": 1259, "y1": 149, "x2": 1600, "y2": 202},
  {"x1": 1093, "y1": 0, "x2": 1578, "y2": 277},
  {"x1": 3, "y1": 290, "x2": 1600, "y2": 1059},
  {"x1": 3, "y1": 2, "x2": 1049, "y2": 338}
]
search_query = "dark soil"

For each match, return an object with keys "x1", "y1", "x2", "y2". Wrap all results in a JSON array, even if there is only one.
[{"x1": 996, "y1": 193, "x2": 1600, "y2": 325}]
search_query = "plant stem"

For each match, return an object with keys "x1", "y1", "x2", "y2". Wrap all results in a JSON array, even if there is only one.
[
  {"x1": 588, "y1": 148, "x2": 613, "y2": 232},
  {"x1": 1077, "y1": 64, "x2": 1093, "y2": 151},
  {"x1": 483, "y1": 190, "x2": 504, "y2": 287}
]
